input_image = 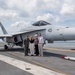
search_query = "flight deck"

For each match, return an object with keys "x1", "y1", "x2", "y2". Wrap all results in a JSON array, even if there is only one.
[{"x1": 0, "y1": 43, "x2": 75, "y2": 75}]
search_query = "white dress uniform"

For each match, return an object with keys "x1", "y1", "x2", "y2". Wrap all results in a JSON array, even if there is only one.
[{"x1": 38, "y1": 36, "x2": 44, "y2": 56}]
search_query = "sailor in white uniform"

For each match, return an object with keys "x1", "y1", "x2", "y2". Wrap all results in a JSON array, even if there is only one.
[{"x1": 38, "y1": 33, "x2": 44, "y2": 56}]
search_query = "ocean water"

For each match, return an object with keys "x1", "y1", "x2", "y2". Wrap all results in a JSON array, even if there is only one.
[
  {"x1": 0, "y1": 41, "x2": 75, "y2": 49},
  {"x1": 44, "y1": 41, "x2": 75, "y2": 49}
]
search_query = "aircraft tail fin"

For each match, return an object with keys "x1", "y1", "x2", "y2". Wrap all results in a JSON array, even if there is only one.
[{"x1": 0, "y1": 22, "x2": 8, "y2": 34}]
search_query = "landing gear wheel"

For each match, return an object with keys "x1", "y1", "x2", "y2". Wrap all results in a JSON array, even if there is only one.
[{"x1": 4, "y1": 45, "x2": 9, "y2": 50}]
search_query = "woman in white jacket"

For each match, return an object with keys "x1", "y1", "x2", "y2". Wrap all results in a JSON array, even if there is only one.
[{"x1": 29, "y1": 36, "x2": 34, "y2": 56}]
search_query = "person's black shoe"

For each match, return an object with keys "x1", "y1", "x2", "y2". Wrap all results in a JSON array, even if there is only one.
[
  {"x1": 25, "y1": 54, "x2": 28, "y2": 56},
  {"x1": 31, "y1": 54, "x2": 34, "y2": 56},
  {"x1": 35, "y1": 54, "x2": 39, "y2": 56}
]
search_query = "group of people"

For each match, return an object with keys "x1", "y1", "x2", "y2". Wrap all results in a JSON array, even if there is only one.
[{"x1": 23, "y1": 33, "x2": 44, "y2": 56}]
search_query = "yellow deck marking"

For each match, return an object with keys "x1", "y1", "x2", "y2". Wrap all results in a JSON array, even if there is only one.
[
  {"x1": 44, "y1": 48, "x2": 75, "y2": 52},
  {"x1": 7, "y1": 52, "x2": 68, "y2": 75}
]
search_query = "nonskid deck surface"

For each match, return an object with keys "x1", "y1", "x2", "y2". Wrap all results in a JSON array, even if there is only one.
[{"x1": 0, "y1": 43, "x2": 75, "y2": 75}]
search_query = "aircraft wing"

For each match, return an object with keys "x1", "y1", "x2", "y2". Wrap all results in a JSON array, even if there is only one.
[
  {"x1": 11, "y1": 28, "x2": 46, "y2": 36},
  {"x1": 0, "y1": 28, "x2": 46, "y2": 39},
  {"x1": 0, "y1": 21, "x2": 46, "y2": 38}
]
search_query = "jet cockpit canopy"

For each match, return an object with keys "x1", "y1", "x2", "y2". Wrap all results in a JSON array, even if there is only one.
[{"x1": 32, "y1": 20, "x2": 51, "y2": 26}]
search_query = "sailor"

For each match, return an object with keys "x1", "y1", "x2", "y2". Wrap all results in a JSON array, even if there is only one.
[
  {"x1": 38, "y1": 33, "x2": 44, "y2": 56},
  {"x1": 24, "y1": 35, "x2": 30, "y2": 56},
  {"x1": 34, "y1": 34, "x2": 39, "y2": 56}
]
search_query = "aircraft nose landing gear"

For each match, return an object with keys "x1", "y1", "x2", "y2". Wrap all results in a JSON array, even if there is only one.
[{"x1": 4, "y1": 45, "x2": 9, "y2": 50}]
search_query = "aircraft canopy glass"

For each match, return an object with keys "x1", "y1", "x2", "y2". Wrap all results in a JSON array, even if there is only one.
[{"x1": 32, "y1": 20, "x2": 51, "y2": 26}]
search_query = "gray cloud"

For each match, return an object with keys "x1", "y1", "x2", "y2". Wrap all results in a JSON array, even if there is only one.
[
  {"x1": 60, "y1": 0, "x2": 75, "y2": 16},
  {"x1": 0, "y1": 0, "x2": 75, "y2": 30},
  {"x1": 0, "y1": 0, "x2": 7, "y2": 9}
]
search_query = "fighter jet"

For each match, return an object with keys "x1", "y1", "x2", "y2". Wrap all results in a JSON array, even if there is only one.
[{"x1": 0, "y1": 20, "x2": 75, "y2": 50}]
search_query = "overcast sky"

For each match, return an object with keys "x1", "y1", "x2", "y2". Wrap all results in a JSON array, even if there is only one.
[{"x1": 0, "y1": 0, "x2": 75, "y2": 34}]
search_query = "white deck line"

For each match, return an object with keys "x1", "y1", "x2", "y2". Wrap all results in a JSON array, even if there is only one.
[{"x1": 0, "y1": 54, "x2": 65, "y2": 75}]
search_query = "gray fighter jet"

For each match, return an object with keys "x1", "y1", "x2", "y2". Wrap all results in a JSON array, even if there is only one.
[{"x1": 0, "y1": 20, "x2": 75, "y2": 49}]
